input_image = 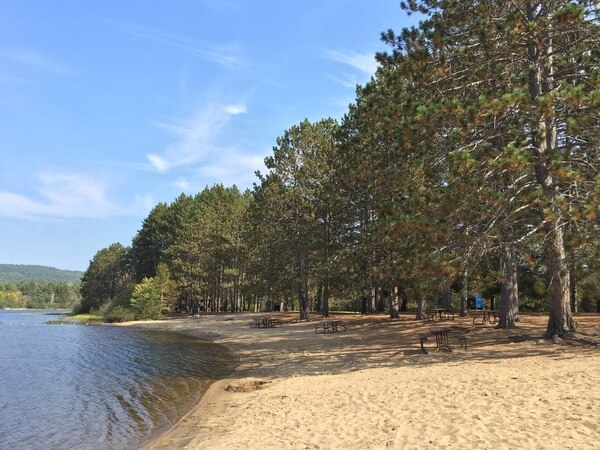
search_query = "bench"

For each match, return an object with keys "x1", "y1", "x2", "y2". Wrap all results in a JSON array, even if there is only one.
[
  {"x1": 419, "y1": 328, "x2": 468, "y2": 354},
  {"x1": 315, "y1": 320, "x2": 346, "y2": 334}
]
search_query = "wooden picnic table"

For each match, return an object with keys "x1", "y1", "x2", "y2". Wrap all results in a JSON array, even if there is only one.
[
  {"x1": 427, "y1": 309, "x2": 455, "y2": 321},
  {"x1": 472, "y1": 309, "x2": 498, "y2": 325},
  {"x1": 315, "y1": 320, "x2": 346, "y2": 334},
  {"x1": 250, "y1": 317, "x2": 283, "y2": 328},
  {"x1": 420, "y1": 328, "x2": 468, "y2": 354}
]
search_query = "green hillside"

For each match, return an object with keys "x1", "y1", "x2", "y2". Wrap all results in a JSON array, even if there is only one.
[{"x1": 0, "y1": 264, "x2": 83, "y2": 283}]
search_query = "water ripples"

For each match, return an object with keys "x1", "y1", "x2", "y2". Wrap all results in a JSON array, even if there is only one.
[{"x1": 0, "y1": 311, "x2": 236, "y2": 449}]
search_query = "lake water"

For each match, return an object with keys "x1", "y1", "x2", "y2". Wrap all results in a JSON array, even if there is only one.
[{"x1": 0, "y1": 310, "x2": 236, "y2": 449}]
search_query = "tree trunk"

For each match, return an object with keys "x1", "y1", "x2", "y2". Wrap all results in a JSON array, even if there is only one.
[
  {"x1": 369, "y1": 287, "x2": 376, "y2": 313},
  {"x1": 524, "y1": 5, "x2": 575, "y2": 338},
  {"x1": 298, "y1": 274, "x2": 309, "y2": 320},
  {"x1": 498, "y1": 242, "x2": 519, "y2": 329},
  {"x1": 377, "y1": 287, "x2": 386, "y2": 312},
  {"x1": 415, "y1": 293, "x2": 425, "y2": 320},
  {"x1": 299, "y1": 291, "x2": 309, "y2": 320},
  {"x1": 459, "y1": 271, "x2": 468, "y2": 317},
  {"x1": 321, "y1": 283, "x2": 330, "y2": 317},
  {"x1": 400, "y1": 293, "x2": 408, "y2": 312},
  {"x1": 544, "y1": 226, "x2": 574, "y2": 338},
  {"x1": 569, "y1": 265, "x2": 578, "y2": 313},
  {"x1": 315, "y1": 284, "x2": 323, "y2": 315},
  {"x1": 360, "y1": 295, "x2": 367, "y2": 314},
  {"x1": 441, "y1": 289, "x2": 452, "y2": 311},
  {"x1": 390, "y1": 286, "x2": 400, "y2": 319},
  {"x1": 322, "y1": 212, "x2": 331, "y2": 317},
  {"x1": 295, "y1": 243, "x2": 309, "y2": 320}
]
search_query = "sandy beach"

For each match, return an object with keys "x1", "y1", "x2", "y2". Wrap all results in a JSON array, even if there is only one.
[{"x1": 131, "y1": 313, "x2": 600, "y2": 450}]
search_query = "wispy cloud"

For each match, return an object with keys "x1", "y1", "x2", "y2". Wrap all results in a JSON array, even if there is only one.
[
  {"x1": 0, "y1": 172, "x2": 121, "y2": 220},
  {"x1": 224, "y1": 104, "x2": 247, "y2": 115},
  {"x1": 326, "y1": 50, "x2": 378, "y2": 76},
  {"x1": 326, "y1": 50, "x2": 378, "y2": 89},
  {"x1": 108, "y1": 20, "x2": 243, "y2": 68},
  {"x1": 173, "y1": 151, "x2": 265, "y2": 193},
  {"x1": 327, "y1": 71, "x2": 360, "y2": 89},
  {"x1": 174, "y1": 177, "x2": 194, "y2": 192},
  {"x1": 131, "y1": 193, "x2": 156, "y2": 213},
  {"x1": 147, "y1": 102, "x2": 248, "y2": 172},
  {"x1": 197, "y1": 151, "x2": 265, "y2": 188},
  {"x1": 0, "y1": 47, "x2": 69, "y2": 74}
]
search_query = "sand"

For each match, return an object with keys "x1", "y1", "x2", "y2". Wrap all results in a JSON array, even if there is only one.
[{"x1": 130, "y1": 313, "x2": 600, "y2": 450}]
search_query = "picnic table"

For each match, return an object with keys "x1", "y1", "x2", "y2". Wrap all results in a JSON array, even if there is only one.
[
  {"x1": 315, "y1": 320, "x2": 346, "y2": 334},
  {"x1": 426, "y1": 309, "x2": 455, "y2": 321},
  {"x1": 250, "y1": 317, "x2": 283, "y2": 328},
  {"x1": 420, "y1": 328, "x2": 468, "y2": 354},
  {"x1": 472, "y1": 309, "x2": 498, "y2": 325}
]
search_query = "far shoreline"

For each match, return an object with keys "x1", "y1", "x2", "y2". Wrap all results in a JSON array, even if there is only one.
[{"x1": 2, "y1": 307, "x2": 70, "y2": 311}]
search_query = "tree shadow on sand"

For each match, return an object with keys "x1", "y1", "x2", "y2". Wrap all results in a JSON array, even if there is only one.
[
  {"x1": 131, "y1": 312, "x2": 600, "y2": 381},
  {"x1": 210, "y1": 313, "x2": 600, "y2": 379}
]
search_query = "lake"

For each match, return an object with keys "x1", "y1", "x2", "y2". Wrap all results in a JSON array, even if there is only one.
[{"x1": 0, "y1": 310, "x2": 236, "y2": 449}]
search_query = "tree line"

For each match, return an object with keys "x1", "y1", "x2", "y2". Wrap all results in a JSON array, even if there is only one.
[
  {"x1": 0, "y1": 264, "x2": 83, "y2": 283},
  {"x1": 79, "y1": 1, "x2": 599, "y2": 338},
  {"x1": 0, "y1": 281, "x2": 81, "y2": 309}
]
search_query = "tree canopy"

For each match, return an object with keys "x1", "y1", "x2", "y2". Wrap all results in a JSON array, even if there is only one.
[{"x1": 78, "y1": 1, "x2": 599, "y2": 334}]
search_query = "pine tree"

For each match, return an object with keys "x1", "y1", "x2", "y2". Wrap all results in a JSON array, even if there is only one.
[{"x1": 379, "y1": 0, "x2": 599, "y2": 336}]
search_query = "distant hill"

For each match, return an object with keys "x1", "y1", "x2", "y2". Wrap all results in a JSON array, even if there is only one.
[{"x1": 0, "y1": 264, "x2": 83, "y2": 283}]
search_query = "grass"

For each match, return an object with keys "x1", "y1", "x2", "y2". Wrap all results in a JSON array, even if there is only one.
[{"x1": 46, "y1": 313, "x2": 104, "y2": 325}]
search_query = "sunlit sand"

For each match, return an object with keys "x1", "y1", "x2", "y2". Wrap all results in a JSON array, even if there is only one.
[{"x1": 129, "y1": 313, "x2": 600, "y2": 449}]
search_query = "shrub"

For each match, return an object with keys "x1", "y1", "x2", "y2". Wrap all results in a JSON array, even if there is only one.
[
  {"x1": 103, "y1": 305, "x2": 135, "y2": 323},
  {"x1": 519, "y1": 295, "x2": 550, "y2": 312},
  {"x1": 581, "y1": 297, "x2": 599, "y2": 313},
  {"x1": 130, "y1": 278, "x2": 166, "y2": 320}
]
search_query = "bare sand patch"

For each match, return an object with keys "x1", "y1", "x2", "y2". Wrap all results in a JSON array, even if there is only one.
[{"x1": 132, "y1": 313, "x2": 600, "y2": 449}]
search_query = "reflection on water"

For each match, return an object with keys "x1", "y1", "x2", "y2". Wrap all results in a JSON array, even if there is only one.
[{"x1": 0, "y1": 310, "x2": 236, "y2": 450}]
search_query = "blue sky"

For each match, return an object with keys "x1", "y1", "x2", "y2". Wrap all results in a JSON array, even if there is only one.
[{"x1": 0, "y1": 1, "x2": 416, "y2": 271}]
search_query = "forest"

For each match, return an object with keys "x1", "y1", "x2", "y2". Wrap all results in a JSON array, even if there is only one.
[
  {"x1": 0, "y1": 281, "x2": 81, "y2": 309},
  {"x1": 0, "y1": 265, "x2": 82, "y2": 309},
  {"x1": 78, "y1": 1, "x2": 599, "y2": 338},
  {"x1": 0, "y1": 264, "x2": 83, "y2": 283}
]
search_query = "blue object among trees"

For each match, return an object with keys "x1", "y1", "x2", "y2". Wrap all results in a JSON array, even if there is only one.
[{"x1": 468, "y1": 295, "x2": 484, "y2": 310}]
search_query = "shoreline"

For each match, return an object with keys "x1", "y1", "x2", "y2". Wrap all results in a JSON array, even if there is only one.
[
  {"x1": 126, "y1": 312, "x2": 600, "y2": 449},
  {"x1": 113, "y1": 318, "x2": 242, "y2": 450}
]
